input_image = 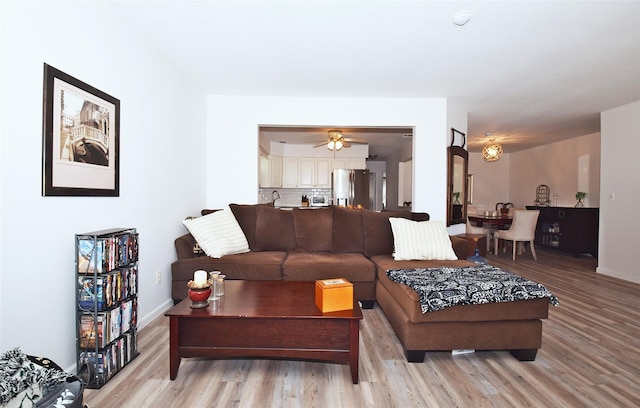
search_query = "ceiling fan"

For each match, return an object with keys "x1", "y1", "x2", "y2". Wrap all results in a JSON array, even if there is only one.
[{"x1": 313, "y1": 130, "x2": 367, "y2": 151}]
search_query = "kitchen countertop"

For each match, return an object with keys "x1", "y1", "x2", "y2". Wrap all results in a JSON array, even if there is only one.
[{"x1": 274, "y1": 204, "x2": 326, "y2": 210}]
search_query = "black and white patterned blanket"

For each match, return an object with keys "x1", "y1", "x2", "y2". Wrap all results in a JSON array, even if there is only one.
[{"x1": 387, "y1": 265, "x2": 559, "y2": 313}]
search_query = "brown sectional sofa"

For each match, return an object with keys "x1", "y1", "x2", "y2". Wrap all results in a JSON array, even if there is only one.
[
  {"x1": 171, "y1": 204, "x2": 550, "y2": 362},
  {"x1": 172, "y1": 204, "x2": 438, "y2": 305}
]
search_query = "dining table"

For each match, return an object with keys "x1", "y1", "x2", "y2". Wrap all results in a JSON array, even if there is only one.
[
  {"x1": 468, "y1": 215, "x2": 513, "y2": 252},
  {"x1": 468, "y1": 215, "x2": 513, "y2": 230}
]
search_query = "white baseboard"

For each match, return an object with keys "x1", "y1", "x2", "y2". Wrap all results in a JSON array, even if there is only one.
[
  {"x1": 139, "y1": 298, "x2": 174, "y2": 330},
  {"x1": 596, "y1": 267, "x2": 640, "y2": 284}
]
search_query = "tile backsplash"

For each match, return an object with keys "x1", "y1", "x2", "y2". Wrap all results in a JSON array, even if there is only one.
[{"x1": 259, "y1": 187, "x2": 332, "y2": 206}]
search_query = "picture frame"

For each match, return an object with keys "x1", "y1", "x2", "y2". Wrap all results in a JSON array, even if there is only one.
[
  {"x1": 467, "y1": 174, "x2": 474, "y2": 204},
  {"x1": 42, "y1": 63, "x2": 120, "y2": 196}
]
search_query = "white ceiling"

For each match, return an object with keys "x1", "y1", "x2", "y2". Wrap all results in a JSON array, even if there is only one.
[
  {"x1": 113, "y1": 1, "x2": 640, "y2": 154},
  {"x1": 259, "y1": 126, "x2": 414, "y2": 160}
]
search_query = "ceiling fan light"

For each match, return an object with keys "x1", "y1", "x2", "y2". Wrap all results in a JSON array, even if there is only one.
[
  {"x1": 335, "y1": 140, "x2": 343, "y2": 150},
  {"x1": 327, "y1": 140, "x2": 335, "y2": 150}
]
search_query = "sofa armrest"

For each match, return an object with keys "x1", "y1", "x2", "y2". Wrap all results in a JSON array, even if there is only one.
[
  {"x1": 450, "y1": 236, "x2": 469, "y2": 260},
  {"x1": 175, "y1": 233, "x2": 197, "y2": 260}
]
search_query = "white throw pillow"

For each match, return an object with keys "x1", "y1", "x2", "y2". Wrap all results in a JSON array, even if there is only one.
[
  {"x1": 182, "y1": 207, "x2": 249, "y2": 258},
  {"x1": 388, "y1": 218, "x2": 458, "y2": 261}
]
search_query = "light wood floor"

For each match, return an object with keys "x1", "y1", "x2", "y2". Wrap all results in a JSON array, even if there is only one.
[{"x1": 85, "y1": 248, "x2": 640, "y2": 407}]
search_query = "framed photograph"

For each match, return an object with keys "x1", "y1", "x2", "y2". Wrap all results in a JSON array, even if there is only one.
[{"x1": 42, "y1": 63, "x2": 119, "y2": 196}]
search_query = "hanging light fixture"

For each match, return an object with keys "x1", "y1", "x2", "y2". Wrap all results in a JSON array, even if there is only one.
[
  {"x1": 482, "y1": 133, "x2": 503, "y2": 162},
  {"x1": 327, "y1": 130, "x2": 344, "y2": 151}
]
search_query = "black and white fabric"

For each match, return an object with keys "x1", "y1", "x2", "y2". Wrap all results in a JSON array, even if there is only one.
[
  {"x1": 0, "y1": 348, "x2": 84, "y2": 408},
  {"x1": 387, "y1": 264, "x2": 559, "y2": 314}
]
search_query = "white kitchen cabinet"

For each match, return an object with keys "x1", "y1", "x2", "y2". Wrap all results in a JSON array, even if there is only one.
[
  {"x1": 259, "y1": 154, "x2": 269, "y2": 187},
  {"x1": 298, "y1": 158, "x2": 315, "y2": 187},
  {"x1": 281, "y1": 156, "x2": 361, "y2": 188},
  {"x1": 349, "y1": 158, "x2": 367, "y2": 170},
  {"x1": 282, "y1": 157, "x2": 298, "y2": 187},
  {"x1": 332, "y1": 158, "x2": 366, "y2": 170},
  {"x1": 332, "y1": 158, "x2": 348, "y2": 169},
  {"x1": 259, "y1": 155, "x2": 283, "y2": 187},
  {"x1": 298, "y1": 157, "x2": 332, "y2": 188},
  {"x1": 314, "y1": 158, "x2": 332, "y2": 188},
  {"x1": 269, "y1": 155, "x2": 283, "y2": 188}
]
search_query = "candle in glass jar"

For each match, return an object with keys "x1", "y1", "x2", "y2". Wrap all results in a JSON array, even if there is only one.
[{"x1": 194, "y1": 270, "x2": 207, "y2": 286}]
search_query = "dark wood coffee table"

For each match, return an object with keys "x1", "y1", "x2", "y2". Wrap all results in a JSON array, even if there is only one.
[{"x1": 165, "y1": 280, "x2": 363, "y2": 383}]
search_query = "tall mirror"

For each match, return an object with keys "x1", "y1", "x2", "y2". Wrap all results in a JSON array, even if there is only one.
[{"x1": 447, "y1": 145, "x2": 468, "y2": 226}]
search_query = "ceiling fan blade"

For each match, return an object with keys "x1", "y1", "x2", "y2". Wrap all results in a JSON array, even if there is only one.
[
  {"x1": 313, "y1": 141, "x2": 328, "y2": 148},
  {"x1": 344, "y1": 138, "x2": 368, "y2": 144},
  {"x1": 341, "y1": 141, "x2": 352, "y2": 148}
]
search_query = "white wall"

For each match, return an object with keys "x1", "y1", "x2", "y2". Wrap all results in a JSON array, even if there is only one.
[
  {"x1": 468, "y1": 152, "x2": 511, "y2": 212},
  {"x1": 509, "y1": 133, "x2": 601, "y2": 208},
  {"x1": 598, "y1": 101, "x2": 640, "y2": 283},
  {"x1": 206, "y1": 96, "x2": 450, "y2": 220},
  {"x1": 469, "y1": 132, "x2": 600, "y2": 211},
  {"x1": 0, "y1": 1, "x2": 206, "y2": 368}
]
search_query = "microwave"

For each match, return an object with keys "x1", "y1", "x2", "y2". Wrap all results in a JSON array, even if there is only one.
[{"x1": 310, "y1": 196, "x2": 330, "y2": 207}]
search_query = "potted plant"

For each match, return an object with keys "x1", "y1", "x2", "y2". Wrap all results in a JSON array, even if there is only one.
[
  {"x1": 453, "y1": 192, "x2": 461, "y2": 204},
  {"x1": 575, "y1": 192, "x2": 586, "y2": 207}
]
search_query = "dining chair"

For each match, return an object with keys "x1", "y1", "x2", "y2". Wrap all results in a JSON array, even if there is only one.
[
  {"x1": 465, "y1": 206, "x2": 492, "y2": 252},
  {"x1": 496, "y1": 202, "x2": 514, "y2": 217},
  {"x1": 493, "y1": 209, "x2": 540, "y2": 260},
  {"x1": 466, "y1": 218, "x2": 491, "y2": 252}
]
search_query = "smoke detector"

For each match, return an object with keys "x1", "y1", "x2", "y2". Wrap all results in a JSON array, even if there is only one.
[{"x1": 453, "y1": 10, "x2": 472, "y2": 26}]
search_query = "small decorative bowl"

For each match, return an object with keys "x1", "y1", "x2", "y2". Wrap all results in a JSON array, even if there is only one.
[
  {"x1": 188, "y1": 287, "x2": 212, "y2": 308},
  {"x1": 187, "y1": 280, "x2": 212, "y2": 308}
]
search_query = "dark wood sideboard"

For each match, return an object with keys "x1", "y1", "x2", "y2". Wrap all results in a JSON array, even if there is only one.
[{"x1": 526, "y1": 206, "x2": 599, "y2": 257}]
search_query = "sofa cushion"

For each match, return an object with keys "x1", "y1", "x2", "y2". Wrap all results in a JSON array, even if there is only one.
[
  {"x1": 174, "y1": 233, "x2": 200, "y2": 260},
  {"x1": 372, "y1": 255, "x2": 550, "y2": 324},
  {"x1": 229, "y1": 203, "x2": 259, "y2": 250},
  {"x1": 170, "y1": 251, "x2": 286, "y2": 301},
  {"x1": 283, "y1": 252, "x2": 375, "y2": 283},
  {"x1": 182, "y1": 207, "x2": 249, "y2": 258},
  {"x1": 388, "y1": 218, "x2": 458, "y2": 260},
  {"x1": 331, "y1": 207, "x2": 365, "y2": 254},
  {"x1": 362, "y1": 210, "x2": 411, "y2": 257},
  {"x1": 292, "y1": 207, "x2": 333, "y2": 252},
  {"x1": 255, "y1": 206, "x2": 296, "y2": 251}
]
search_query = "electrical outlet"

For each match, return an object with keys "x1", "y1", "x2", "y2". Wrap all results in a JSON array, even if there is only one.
[{"x1": 156, "y1": 270, "x2": 162, "y2": 285}]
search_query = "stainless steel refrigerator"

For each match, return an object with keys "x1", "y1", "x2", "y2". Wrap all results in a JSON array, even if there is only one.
[{"x1": 332, "y1": 169, "x2": 370, "y2": 209}]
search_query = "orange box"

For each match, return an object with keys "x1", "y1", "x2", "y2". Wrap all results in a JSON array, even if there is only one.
[{"x1": 315, "y1": 278, "x2": 354, "y2": 313}]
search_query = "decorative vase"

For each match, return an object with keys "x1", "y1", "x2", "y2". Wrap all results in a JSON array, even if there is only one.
[{"x1": 188, "y1": 287, "x2": 211, "y2": 309}]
